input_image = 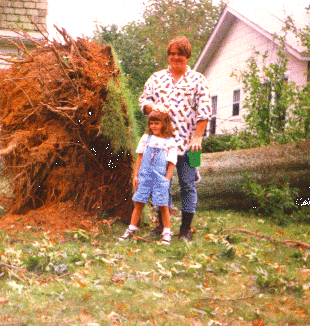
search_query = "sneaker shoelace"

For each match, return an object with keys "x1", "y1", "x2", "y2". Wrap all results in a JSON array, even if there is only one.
[
  {"x1": 119, "y1": 228, "x2": 135, "y2": 241},
  {"x1": 161, "y1": 232, "x2": 172, "y2": 244}
]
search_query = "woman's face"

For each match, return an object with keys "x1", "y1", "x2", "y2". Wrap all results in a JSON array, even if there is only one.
[{"x1": 168, "y1": 44, "x2": 189, "y2": 74}]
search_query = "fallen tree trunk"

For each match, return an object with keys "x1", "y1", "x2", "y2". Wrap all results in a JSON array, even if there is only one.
[{"x1": 172, "y1": 141, "x2": 310, "y2": 210}]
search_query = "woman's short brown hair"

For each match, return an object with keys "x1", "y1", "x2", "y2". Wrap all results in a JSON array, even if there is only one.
[
  {"x1": 167, "y1": 36, "x2": 192, "y2": 59},
  {"x1": 146, "y1": 111, "x2": 174, "y2": 138}
]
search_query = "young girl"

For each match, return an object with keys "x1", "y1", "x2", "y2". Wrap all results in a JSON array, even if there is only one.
[{"x1": 119, "y1": 110, "x2": 177, "y2": 244}]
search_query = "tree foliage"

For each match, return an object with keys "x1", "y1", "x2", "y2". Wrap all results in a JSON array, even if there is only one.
[
  {"x1": 93, "y1": 0, "x2": 224, "y2": 96},
  {"x1": 241, "y1": 34, "x2": 310, "y2": 145},
  {"x1": 92, "y1": 0, "x2": 223, "y2": 137},
  {"x1": 94, "y1": 22, "x2": 157, "y2": 97},
  {"x1": 141, "y1": 0, "x2": 223, "y2": 70}
]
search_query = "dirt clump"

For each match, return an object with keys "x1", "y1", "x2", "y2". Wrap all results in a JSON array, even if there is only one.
[{"x1": 0, "y1": 28, "x2": 134, "y2": 233}]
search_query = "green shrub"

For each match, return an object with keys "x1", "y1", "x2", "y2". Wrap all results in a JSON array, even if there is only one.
[
  {"x1": 229, "y1": 129, "x2": 265, "y2": 150},
  {"x1": 202, "y1": 133, "x2": 232, "y2": 153},
  {"x1": 295, "y1": 205, "x2": 310, "y2": 224},
  {"x1": 202, "y1": 130, "x2": 266, "y2": 153},
  {"x1": 242, "y1": 178, "x2": 299, "y2": 219}
]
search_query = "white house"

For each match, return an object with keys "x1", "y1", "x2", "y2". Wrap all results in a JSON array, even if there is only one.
[
  {"x1": 0, "y1": 0, "x2": 47, "y2": 69},
  {"x1": 194, "y1": 4, "x2": 310, "y2": 135}
]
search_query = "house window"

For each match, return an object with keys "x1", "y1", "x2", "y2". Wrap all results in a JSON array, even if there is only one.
[
  {"x1": 232, "y1": 90, "x2": 240, "y2": 116},
  {"x1": 210, "y1": 96, "x2": 217, "y2": 134}
]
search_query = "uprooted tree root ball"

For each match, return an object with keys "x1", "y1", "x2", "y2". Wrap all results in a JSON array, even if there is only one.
[{"x1": 0, "y1": 28, "x2": 134, "y2": 229}]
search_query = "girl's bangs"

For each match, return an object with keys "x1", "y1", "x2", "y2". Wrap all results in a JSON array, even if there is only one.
[{"x1": 148, "y1": 116, "x2": 161, "y2": 122}]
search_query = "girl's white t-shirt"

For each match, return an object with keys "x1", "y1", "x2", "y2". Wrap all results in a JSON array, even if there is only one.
[{"x1": 136, "y1": 134, "x2": 178, "y2": 166}]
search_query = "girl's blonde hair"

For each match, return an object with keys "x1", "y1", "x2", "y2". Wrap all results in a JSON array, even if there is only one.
[{"x1": 146, "y1": 111, "x2": 174, "y2": 138}]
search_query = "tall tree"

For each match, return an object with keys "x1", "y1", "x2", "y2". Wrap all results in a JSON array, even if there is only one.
[
  {"x1": 94, "y1": 22, "x2": 157, "y2": 96},
  {"x1": 93, "y1": 0, "x2": 223, "y2": 136},
  {"x1": 94, "y1": 0, "x2": 223, "y2": 94},
  {"x1": 142, "y1": 0, "x2": 223, "y2": 69}
]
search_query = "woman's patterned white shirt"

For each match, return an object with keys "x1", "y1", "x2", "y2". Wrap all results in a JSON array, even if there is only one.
[{"x1": 139, "y1": 66, "x2": 211, "y2": 155}]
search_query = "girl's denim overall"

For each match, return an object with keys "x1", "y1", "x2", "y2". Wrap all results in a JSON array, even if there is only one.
[{"x1": 132, "y1": 135, "x2": 170, "y2": 207}]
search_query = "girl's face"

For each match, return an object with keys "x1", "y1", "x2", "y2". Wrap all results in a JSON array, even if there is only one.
[{"x1": 149, "y1": 120, "x2": 164, "y2": 137}]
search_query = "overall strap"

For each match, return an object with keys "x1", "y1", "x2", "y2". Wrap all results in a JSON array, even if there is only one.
[
  {"x1": 146, "y1": 134, "x2": 152, "y2": 144},
  {"x1": 163, "y1": 137, "x2": 169, "y2": 148}
]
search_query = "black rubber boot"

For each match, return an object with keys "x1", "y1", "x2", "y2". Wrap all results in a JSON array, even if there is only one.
[{"x1": 179, "y1": 211, "x2": 194, "y2": 241}]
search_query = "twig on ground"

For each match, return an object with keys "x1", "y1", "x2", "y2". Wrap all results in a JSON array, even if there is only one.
[
  {"x1": 39, "y1": 272, "x2": 71, "y2": 283},
  {"x1": 0, "y1": 263, "x2": 29, "y2": 283},
  {"x1": 219, "y1": 228, "x2": 310, "y2": 249},
  {"x1": 154, "y1": 285, "x2": 169, "y2": 295},
  {"x1": 200, "y1": 291, "x2": 260, "y2": 302},
  {"x1": 132, "y1": 234, "x2": 157, "y2": 243},
  {"x1": 9, "y1": 238, "x2": 36, "y2": 243},
  {"x1": 0, "y1": 262, "x2": 23, "y2": 272},
  {"x1": 108, "y1": 216, "x2": 121, "y2": 227}
]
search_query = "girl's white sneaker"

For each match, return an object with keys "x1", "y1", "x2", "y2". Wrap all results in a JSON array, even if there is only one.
[
  {"x1": 119, "y1": 228, "x2": 136, "y2": 241},
  {"x1": 161, "y1": 231, "x2": 172, "y2": 245}
]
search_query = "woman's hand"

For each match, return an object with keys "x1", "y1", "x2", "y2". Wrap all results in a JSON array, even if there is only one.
[
  {"x1": 188, "y1": 136, "x2": 202, "y2": 152},
  {"x1": 152, "y1": 104, "x2": 170, "y2": 114}
]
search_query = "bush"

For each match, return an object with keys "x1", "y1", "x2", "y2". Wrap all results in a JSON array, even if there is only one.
[
  {"x1": 202, "y1": 130, "x2": 265, "y2": 153},
  {"x1": 202, "y1": 133, "x2": 232, "y2": 153},
  {"x1": 229, "y1": 130, "x2": 265, "y2": 150},
  {"x1": 242, "y1": 178, "x2": 299, "y2": 222}
]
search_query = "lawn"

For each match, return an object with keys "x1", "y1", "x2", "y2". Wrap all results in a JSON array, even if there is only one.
[{"x1": 0, "y1": 202, "x2": 310, "y2": 325}]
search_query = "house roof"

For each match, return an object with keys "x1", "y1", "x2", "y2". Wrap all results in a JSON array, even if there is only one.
[{"x1": 194, "y1": 4, "x2": 310, "y2": 73}]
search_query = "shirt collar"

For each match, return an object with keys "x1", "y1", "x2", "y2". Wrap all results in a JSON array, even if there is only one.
[{"x1": 167, "y1": 65, "x2": 191, "y2": 77}]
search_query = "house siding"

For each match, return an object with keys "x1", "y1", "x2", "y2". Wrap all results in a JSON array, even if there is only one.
[
  {"x1": 0, "y1": 0, "x2": 47, "y2": 68},
  {"x1": 203, "y1": 18, "x2": 308, "y2": 134}
]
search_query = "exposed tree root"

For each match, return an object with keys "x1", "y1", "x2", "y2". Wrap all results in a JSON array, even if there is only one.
[{"x1": 0, "y1": 26, "x2": 134, "y2": 225}]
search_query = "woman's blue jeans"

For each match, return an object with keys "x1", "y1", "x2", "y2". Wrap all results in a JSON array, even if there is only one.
[{"x1": 167, "y1": 151, "x2": 197, "y2": 214}]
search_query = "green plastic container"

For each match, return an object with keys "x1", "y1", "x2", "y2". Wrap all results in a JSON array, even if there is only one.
[{"x1": 188, "y1": 150, "x2": 201, "y2": 167}]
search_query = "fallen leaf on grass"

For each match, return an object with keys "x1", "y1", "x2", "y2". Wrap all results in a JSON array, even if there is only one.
[
  {"x1": 0, "y1": 297, "x2": 9, "y2": 304},
  {"x1": 252, "y1": 320, "x2": 265, "y2": 326},
  {"x1": 79, "y1": 309, "x2": 93, "y2": 323},
  {"x1": 77, "y1": 280, "x2": 87, "y2": 288},
  {"x1": 106, "y1": 311, "x2": 125, "y2": 325},
  {"x1": 7, "y1": 281, "x2": 24, "y2": 294},
  {"x1": 111, "y1": 277, "x2": 125, "y2": 283},
  {"x1": 301, "y1": 269, "x2": 310, "y2": 276},
  {"x1": 153, "y1": 292, "x2": 165, "y2": 298},
  {"x1": 190, "y1": 318, "x2": 204, "y2": 325},
  {"x1": 83, "y1": 292, "x2": 91, "y2": 298}
]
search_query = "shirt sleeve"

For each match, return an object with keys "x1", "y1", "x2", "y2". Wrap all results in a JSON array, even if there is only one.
[
  {"x1": 195, "y1": 75, "x2": 212, "y2": 123},
  {"x1": 166, "y1": 138, "x2": 178, "y2": 166},
  {"x1": 135, "y1": 134, "x2": 148, "y2": 154},
  {"x1": 139, "y1": 75, "x2": 156, "y2": 116}
]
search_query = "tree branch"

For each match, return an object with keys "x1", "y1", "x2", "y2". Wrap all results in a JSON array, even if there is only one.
[{"x1": 219, "y1": 228, "x2": 310, "y2": 249}]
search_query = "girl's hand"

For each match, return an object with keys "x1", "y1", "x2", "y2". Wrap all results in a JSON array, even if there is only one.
[{"x1": 133, "y1": 175, "x2": 139, "y2": 189}]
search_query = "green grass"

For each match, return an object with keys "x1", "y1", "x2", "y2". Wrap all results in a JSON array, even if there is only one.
[{"x1": 0, "y1": 203, "x2": 310, "y2": 325}]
